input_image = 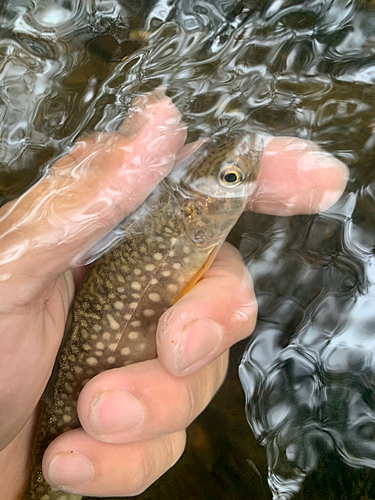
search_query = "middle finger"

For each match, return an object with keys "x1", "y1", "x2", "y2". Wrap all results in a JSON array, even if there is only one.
[{"x1": 77, "y1": 353, "x2": 228, "y2": 444}]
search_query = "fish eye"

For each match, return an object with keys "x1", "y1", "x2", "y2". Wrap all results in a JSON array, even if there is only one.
[{"x1": 218, "y1": 164, "x2": 244, "y2": 188}]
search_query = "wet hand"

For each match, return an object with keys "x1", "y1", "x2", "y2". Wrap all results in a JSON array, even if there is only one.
[{"x1": 0, "y1": 90, "x2": 348, "y2": 498}]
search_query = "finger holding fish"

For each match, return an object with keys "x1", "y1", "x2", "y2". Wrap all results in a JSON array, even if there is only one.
[
  {"x1": 43, "y1": 428, "x2": 187, "y2": 498},
  {"x1": 157, "y1": 243, "x2": 256, "y2": 376},
  {"x1": 0, "y1": 88, "x2": 186, "y2": 311},
  {"x1": 248, "y1": 136, "x2": 349, "y2": 216}
]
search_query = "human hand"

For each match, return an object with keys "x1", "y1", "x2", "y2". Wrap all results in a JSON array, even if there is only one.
[{"x1": 0, "y1": 90, "x2": 348, "y2": 499}]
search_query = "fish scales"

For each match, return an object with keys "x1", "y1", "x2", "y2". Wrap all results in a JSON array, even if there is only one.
[{"x1": 23, "y1": 134, "x2": 262, "y2": 500}]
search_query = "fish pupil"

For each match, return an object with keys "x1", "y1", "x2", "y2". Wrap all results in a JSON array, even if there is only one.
[{"x1": 224, "y1": 172, "x2": 238, "y2": 183}]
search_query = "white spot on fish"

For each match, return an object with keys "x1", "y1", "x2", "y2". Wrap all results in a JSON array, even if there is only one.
[
  {"x1": 134, "y1": 269, "x2": 142, "y2": 275},
  {"x1": 125, "y1": 313, "x2": 132, "y2": 320},
  {"x1": 143, "y1": 309, "x2": 155, "y2": 317},
  {"x1": 153, "y1": 253, "x2": 163, "y2": 261},
  {"x1": 103, "y1": 332, "x2": 111, "y2": 340},
  {"x1": 149, "y1": 293, "x2": 161, "y2": 303},
  {"x1": 145, "y1": 264, "x2": 156, "y2": 272},
  {"x1": 117, "y1": 286, "x2": 125, "y2": 293},
  {"x1": 172, "y1": 263, "x2": 181, "y2": 270},
  {"x1": 96, "y1": 342, "x2": 105, "y2": 350},
  {"x1": 132, "y1": 293, "x2": 140, "y2": 299},
  {"x1": 128, "y1": 331, "x2": 139, "y2": 340},
  {"x1": 83, "y1": 343, "x2": 91, "y2": 351},
  {"x1": 121, "y1": 347, "x2": 131, "y2": 355},
  {"x1": 74, "y1": 366, "x2": 83, "y2": 374},
  {"x1": 167, "y1": 284, "x2": 178, "y2": 292},
  {"x1": 107, "y1": 314, "x2": 120, "y2": 330},
  {"x1": 168, "y1": 250, "x2": 175, "y2": 257},
  {"x1": 183, "y1": 246, "x2": 190, "y2": 254},
  {"x1": 107, "y1": 356, "x2": 115, "y2": 364},
  {"x1": 150, "y1": 278, "x2": 158, "y2": 285},
  {"x1": 162, "y1": 270, "x2": 171, "y2": 277},
  {"x1": 93, "y1": 324, "x2": 102, "y2": 332},
  {"x1": 184, "y1": 257, "x2": 190, "y2": 263},
  {"x1": 131, "y1": 320, "x2": 141, "y2": 327},
  {"x1": 87, "y1": 357, "x2": 98, "y2": 366},
  {"x1": 131, "y1": 281, "x2": 142, "y2": 290},
  {"x1": 109, "y1": 343, "x2": 117, "y2": 351},
  {"x1": 114, "y1": 301, "x2": 124, "y2": 310},
  {"x1": 63, "y1": 415, "x2": 72, "y2": 423},
  {"x1": 129, "y1": 302, "x2": 138, "y2": 309}
]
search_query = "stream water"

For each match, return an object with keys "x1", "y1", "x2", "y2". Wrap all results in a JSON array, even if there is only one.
[{"x1": 1, "y1": 1, "x2": 375, "y2": 499}]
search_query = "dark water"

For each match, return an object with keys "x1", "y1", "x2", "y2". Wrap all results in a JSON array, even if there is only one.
[{"x1": 1, "y1": 0, "x2": 375, "y2": 499}]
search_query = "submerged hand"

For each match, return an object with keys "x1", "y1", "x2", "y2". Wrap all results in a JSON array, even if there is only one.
[{"x1": 0, "y1": 90, "x2": 348, "y2": 499}]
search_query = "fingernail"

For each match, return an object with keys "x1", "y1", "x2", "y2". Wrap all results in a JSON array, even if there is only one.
[
  {"x1": 134, "y1": 86, "x2": 167, "y2": 107},
  {"x1": 150, "y1": 85, "x2": 167, "y2": 101},
  {"x1": 318, "y1": 188, "x2": 344, "y2": 211},
  {"x1": 178, "y1": 318, "x2": 223, "y2": 371},
  {"x1": 90, "y1": 389, "x2": 145, "y2": 435},
  {"x1": 49, "y1": 451, "x2": 94, "y2": 487},
  {"x1": 299, "y1": 150, "x2": 349, "y2": 177},
  {"x1": 161, "y1": 113, "x2": 182, "y2": 126}
]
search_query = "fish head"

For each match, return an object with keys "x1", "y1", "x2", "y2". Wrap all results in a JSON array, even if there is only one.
[{"x1": 176, "y1": 134, "x2": 263, "y2": 249}]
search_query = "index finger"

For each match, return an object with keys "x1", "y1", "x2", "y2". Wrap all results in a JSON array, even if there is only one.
[
  {"x1": 249, "y1": 136, "x2": 349, "y2": 216},
  {"x1": 0, "y1": 90, "x2": 187, "y2": 309}
]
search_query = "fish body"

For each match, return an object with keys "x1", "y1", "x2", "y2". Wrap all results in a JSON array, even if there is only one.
[{"x1": 23, "y1": 133, "x2": 262, "y2": 500}]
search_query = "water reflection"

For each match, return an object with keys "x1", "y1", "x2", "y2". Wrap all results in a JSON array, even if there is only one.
[{"x1": 1, "y1": 0, "x2": 375, "y2": 499}]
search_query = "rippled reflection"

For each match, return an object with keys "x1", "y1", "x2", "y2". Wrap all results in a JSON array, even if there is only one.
[{"x1": 1, "y1": 1, "x2": 375, "y2": 499}]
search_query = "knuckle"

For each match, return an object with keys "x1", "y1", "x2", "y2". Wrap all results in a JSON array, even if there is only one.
[
  {"x1": 184, "y1": 353, "x2": 229, "y2": 423},
  {"x1": 232, "y1": 270, "x2": 257, "y2": 334},
  {"x1": 132, "y1": 433, "x2": 185, "y2": 495}
]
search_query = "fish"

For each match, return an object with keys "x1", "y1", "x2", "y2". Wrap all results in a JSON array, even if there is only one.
[{"x1": 22, "y1": 132, "x2": 263, "y2": 500}]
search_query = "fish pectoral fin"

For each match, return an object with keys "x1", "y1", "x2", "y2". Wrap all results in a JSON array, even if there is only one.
[{"x1": 173, "y1": 245, "x2": 219, "y2": 303}]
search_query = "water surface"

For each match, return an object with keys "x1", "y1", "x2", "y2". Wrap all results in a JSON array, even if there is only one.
[{"x1": 1, "y1": 0, "x2": 375, "y2": 498}]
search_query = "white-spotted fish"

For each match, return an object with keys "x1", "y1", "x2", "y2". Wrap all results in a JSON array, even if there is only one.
[{"x1": 23, "y1": 133, "x2": 263, "y2": 500}]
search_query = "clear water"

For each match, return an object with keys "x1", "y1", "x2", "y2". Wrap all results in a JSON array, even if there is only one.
[{"x1": 1, "y1": 0, "x2": 375, "y2": 499}]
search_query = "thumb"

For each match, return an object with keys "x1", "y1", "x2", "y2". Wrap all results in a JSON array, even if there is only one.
[{"x1": 0, "y1": 90, "x2": 186, "y2": 309}]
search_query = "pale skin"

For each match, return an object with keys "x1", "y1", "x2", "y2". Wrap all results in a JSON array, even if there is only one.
[{"x1": 0, "y1": 91, "x2": 348, "y2": 499}]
